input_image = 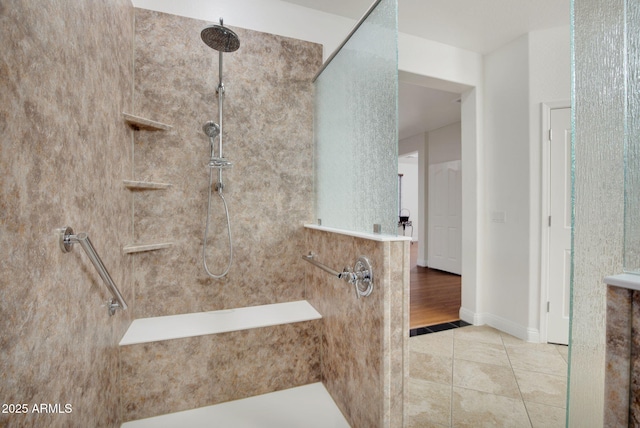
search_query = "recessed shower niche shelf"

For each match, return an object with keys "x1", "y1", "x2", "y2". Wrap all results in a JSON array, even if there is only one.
[
  {"x1": 123, "y1": 112, "x2": 172, "y2": 131},
  {"x1": 123, "y1": 242, "x2": 173, "y2": 254},
  {"x1": 123, "y1": 180, "x2": 172, "y2": 190}
]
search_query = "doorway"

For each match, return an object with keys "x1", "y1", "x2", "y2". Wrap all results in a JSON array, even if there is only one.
[{"x1": 398, "y1": 80, "x2": 463, "y2": 331}]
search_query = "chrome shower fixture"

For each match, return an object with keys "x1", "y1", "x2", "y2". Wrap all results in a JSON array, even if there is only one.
[
  {"x1": 202, "y1": 120, "x2": 220, "y2": 139},
  {"x1": 202, "y1": 120, "x2": 220, "y2": 158},
  {"x1": 202, "y1": 120, "x2": 232, "y2": 170},
  {"x1": 200, "y1": 17, "x2": 240, "y2": 279},
  {"x1": 208, "y1": 158, "x2": 233, "y2": 170},
  {"x1": 201, "y1": 19, "x2": 240, "y2": 53}
]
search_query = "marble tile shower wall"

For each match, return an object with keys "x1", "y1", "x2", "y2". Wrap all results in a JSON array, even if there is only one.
[
  {"x1": 1, "y1": 1, "x2": 134, "y2": 427},
  {"x1": 131, "y1": 9, "x2": 322, "y2": 317},
  {"x1": 304, "y1": 228, "x2": 409, "y2": 427},
  {"x1": 605, "y1": 286, "x2": 640, "y2": 426},
  {"x1": 120, "y1": 321, "x2": 321, "y2": 421}
]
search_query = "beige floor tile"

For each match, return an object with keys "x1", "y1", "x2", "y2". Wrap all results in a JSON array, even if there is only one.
[
  {"x1": 454, "y1": 338, "x2": 510, "y2": 367},
  {"x1": 407, "y1": 378, "x2": 452, "y2": 427},
  {"x1": 405, "y1": 415, "x2": 450, "y2": 428},
  {"x1": 505, "y1": 343, "x2": 568, "y2": 376},
  {"x1": 410, "y1": 330, "x2": 454, "y2": 357},
  {"x1": 453, "y1": 359, "x2": 521, "y2": 398},
  {"x1": 452, "y1": 387, "x2": 531, "y2": 428},
  {"x1": 452, "y1": 325, "x2": 503, "y2": 345},
  {"x1": 499, "y1": 331, "x2": 529, "y2": 346},
  {"x1": 406, "y1": 326, "x2": 569, "y2": 428},
  {"x1": 514, "y1": 369, "x2": 567, "y2": 408},
  {"x1": 525, "y1": 401, "x2": 566, "y2": 428},
  {"x1": 411, "y1": 351, "x2": 453, "y2": 385}
]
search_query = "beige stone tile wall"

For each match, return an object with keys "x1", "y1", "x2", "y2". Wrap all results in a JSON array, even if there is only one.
[
  {"x1": 304, "y1": 228, "x2": 409, "y2": 427},
  {"x1": 131, "y1": 9, "x2": 322, "y2": 317},
  {"x1": 604, "y1": 285, "x2": 632, "y2": 427},
  {"x1": 120, "y1": 320, "x2": 321, "y2": 421},
  {"x1": 116, "y1": 10, "x2": 325, "y2": 422},
  {"x1": 603, "y1": 285, "x2": 640, "y2": 427},
  {"x1": 0, "y1": 1, "x2": 134, "y2": 427}
]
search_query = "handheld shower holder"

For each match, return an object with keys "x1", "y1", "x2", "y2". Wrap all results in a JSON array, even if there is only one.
[{"x1": 208, "y1": 157, "x2": 233, "y2": 169}]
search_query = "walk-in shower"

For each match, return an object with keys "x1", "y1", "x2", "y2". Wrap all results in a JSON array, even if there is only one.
[{"x1": 201, "y1": 18, "x2": 240, "y2": 278}]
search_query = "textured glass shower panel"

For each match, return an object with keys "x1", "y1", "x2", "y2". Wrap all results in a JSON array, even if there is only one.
[
  {"x1": 314, "y1": 0, "x2": 398, "y2": 235},
  {"x1": 624, "y1": 0, "x2": 640, "y2": 273}
]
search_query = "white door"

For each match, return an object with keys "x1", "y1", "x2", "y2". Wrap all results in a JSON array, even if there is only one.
[
  {"x1": 547, "y1": 107, "x2": 572, "y2": 345},
  {"x1": 428, "y1": 160, "x2": 462, "y2": 274}
]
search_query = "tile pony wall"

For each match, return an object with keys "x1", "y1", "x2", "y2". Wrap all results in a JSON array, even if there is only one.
[
  {"x1": 304, "y1": 227, "x2": 409, "y2": 427},
  {"x1": 0, "y1": 0, "x2": 134, "y2": 426}
]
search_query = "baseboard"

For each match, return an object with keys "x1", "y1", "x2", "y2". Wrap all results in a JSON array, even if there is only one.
[
  {"x1": 459, "y1": 307, "x2": 480, "y2": 325},
  {"x1": 417, "y1": 258, "x2": 428, "y2": 267},
  {"x1": 459, "y1": 307, "x2": 540, "y2": 343}
]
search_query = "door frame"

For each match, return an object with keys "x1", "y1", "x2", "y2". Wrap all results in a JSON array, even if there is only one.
[{"x1": 539, "y1": 100, "x2": 571, "y2": 343}]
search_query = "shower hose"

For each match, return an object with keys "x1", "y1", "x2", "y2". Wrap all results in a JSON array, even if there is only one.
[{"x1": 202, "y1": 167, "x2": 233, "y2": 278}]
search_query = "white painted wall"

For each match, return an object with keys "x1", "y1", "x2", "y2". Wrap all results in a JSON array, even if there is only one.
[
  {"x1": 482, "y1": 33, "x2": 532, "y2": 335},
  {"x1": 528, "y1": 26, "x2": 571, "y2": 335},
  {"x1": 398, "y1": 158, "x2": 419, "y2": 241},
  {"x1": 519, "y1": 27, "x2": 570, "y2": 340},
  {"x1": 398, "y1": 33, "x2": 482, "y2": 91},
  {"x1": 398, "y1": 133, "x2": 424, "y2": 156},
  {"x1": 475, "y1": 26, "x2": 570, "y2": 341},
  {"x1": 429, "y1": 122, "x2": 461, "y2": 164}
]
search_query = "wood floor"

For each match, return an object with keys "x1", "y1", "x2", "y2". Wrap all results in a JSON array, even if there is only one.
[{"x1": 409, "y1": 243, "x2": 461, "y2": 329}]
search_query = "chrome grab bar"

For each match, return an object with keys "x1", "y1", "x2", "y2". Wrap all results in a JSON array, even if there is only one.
[
  {"x1": 58, "y1": 226, "x2": 128, "y2": 316},
  {"x1": 302, "y1": 252, "x2": 374, "y2": 298},
  {"x1": 302, "y1": 252, "x2": 350, "y2": 279}
]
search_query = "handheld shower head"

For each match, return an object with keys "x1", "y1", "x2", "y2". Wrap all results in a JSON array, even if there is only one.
[{"x1": 202, "y1": 121, "x2": 220, "y2": 139}]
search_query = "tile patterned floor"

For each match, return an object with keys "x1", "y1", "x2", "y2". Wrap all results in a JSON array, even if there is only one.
[{"x1": 406, "y1": 325, "x2": 568, "y2": 427}]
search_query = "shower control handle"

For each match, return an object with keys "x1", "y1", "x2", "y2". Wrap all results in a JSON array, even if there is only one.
[{"x1": 339, "y1": 267, "x2": 357, "y2": 284}]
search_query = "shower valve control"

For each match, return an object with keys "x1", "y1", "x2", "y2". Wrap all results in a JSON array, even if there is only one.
[{"x1": 340, "y1": 257, "x2": 374, "y2": 299}]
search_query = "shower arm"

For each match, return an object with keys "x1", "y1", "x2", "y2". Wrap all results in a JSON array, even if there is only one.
[{"x1": 216, "y1": 50, "x2": 225, "y2": 188}]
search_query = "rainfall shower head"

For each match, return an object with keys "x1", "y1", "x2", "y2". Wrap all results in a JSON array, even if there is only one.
[
  {"x1": 201, "y1": 19, "x2": 240, "y2": 52},
  {"x1": 202, "y1": 121, "x2": 220, "y2": 139}
]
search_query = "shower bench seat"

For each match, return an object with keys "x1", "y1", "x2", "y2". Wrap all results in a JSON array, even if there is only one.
[
  {"x1": 120, "y1": 382, "x2": 350, "y2": 428},
  {"x1": 119, "y1": 300, "x2": 321, "y2": 345},
  {"x1": 118, "y1": 301, "x2": 326, "y2": 424}
]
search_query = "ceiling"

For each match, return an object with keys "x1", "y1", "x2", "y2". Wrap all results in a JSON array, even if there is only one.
[{"x1": 281, "y1": 0, "x2": 570, "y2": 142}]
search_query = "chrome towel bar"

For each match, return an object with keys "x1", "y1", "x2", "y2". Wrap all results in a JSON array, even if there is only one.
[
  {"x1": 302, "y1": 252, "x2": 374, "y2": 298},
  {"x1": 58, "y1": 226, "x2": 128, "y2": 316}
]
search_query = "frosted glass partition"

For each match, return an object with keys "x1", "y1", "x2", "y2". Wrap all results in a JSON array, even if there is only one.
[
  {"x1": 313, "y1": 0, "x2": 398, "y2": 235},
  {"x1": 624, "y1": 0, "x2": 640, "y2": 273}
]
